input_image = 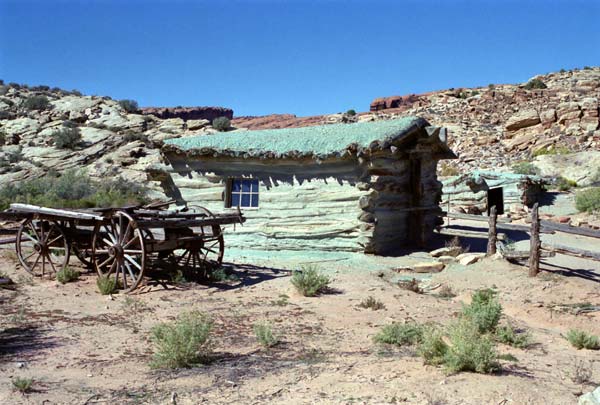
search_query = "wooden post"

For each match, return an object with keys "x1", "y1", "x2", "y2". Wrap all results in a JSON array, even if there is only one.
[
  {"x1": 529, "y1": 203, "x2": 541, "y2": 277},
  {"x1": 487, "y1": 205, "x2": 497, "y2": 256}
]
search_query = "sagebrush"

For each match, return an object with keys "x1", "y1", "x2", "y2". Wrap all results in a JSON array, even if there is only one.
[
  {"x1": 12, "y1": 377, "x2": 33, "y2": 393},
  {"x1": 444, "y1": 319, "x2": 499, "y2": 374},
  {"x1": 291, "y1": 265, "x2": 330, "y2": 297},
  {"x1": 212, "y1": 116, "x2": 231, "y2": 132},
  {"x1": 56, "y1": 267, "x2": 79, "y2": 284},
  {"x1": 575, "y1": 187, "x2": 600, "y2": 213},
  {"x1": 96, "y1": 276, "x2": 117, "y2": 295},
  {"x1": 151, "y1": 311, "x2": 213, "y2": 369},
  {"x1": 566, "y1": 329, "x2": 600, "y2": 350},
  {"x1": 461, "y1": 289, "x2": 502, "y2": 334},
  {"x1": 495, "y1": 323, "x2": 531, "y2": 348},
  {"x1": 374, "y1": 322, "x2": 423, "y2": 346},
  {"x1": 253, "y1": 321, "x2": 279, "y2": 348}
]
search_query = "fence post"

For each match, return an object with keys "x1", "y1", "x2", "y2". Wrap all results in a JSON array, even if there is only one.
[
  {"x1": 529, "y1": 203, "x2": 541, "y2": 277},
  {"x1": 487, "y1": 205, "x2": 497, "y2": 256}
]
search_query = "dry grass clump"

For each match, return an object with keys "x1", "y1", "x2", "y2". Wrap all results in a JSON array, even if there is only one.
[
  {"x1": 150, "y1": 311, "x2": 213, "y2": 369},
  {"x1": 56, "y1": 266, "x2": 79, "y2": 284},
  {"x1": 566, "y1": 329, "x2": 600, "y2": 350},
  {"x1": 398, "y1": 278, "x2": 422, "y2": 294},
  {"x1": 358, "y1": 296, "x2": 386, "y2": 310},
  {"x1": 569, "y1": 359, "x2": 593, "y2": 384},
  {"x1": 437, "y1": 285, "x2": 456, "y2": 299},
  {"x1": 291, "y1": 265, "x2": 330, "y2": 297},
  {"x1": 253, "y1": 321, "x2": 279, "y2": 348}
]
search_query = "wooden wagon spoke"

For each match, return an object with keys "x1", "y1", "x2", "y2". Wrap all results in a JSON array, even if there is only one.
[
  {"x1": 24, "y1": 233, "x2": 39, "y2": 243},
  {"x1": 124, "y1": 262, "x2": 136, "y2": 283},
  {"x1": 27, "y1": 222, "x2": 41, "y2": 240},
  {"x1": 102, "y1": 238, "x2": 115, "y2": 246},
  {"x1": 123, "y1": 249, "x2": 143, "y2": 254},
  {"x1": 46, "y1": 255, "x2": 58, "y2": 273},
  {"x1": 124, "y1": 254, "x2": 142, "y2": 270},
  {"x1": 98, "y1": 255, "x2": 115, "y2": 269}
]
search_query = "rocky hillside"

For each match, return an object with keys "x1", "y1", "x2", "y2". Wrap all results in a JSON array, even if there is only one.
[
  {"x1": 0, "y1": 83, "x2": 235, "y2": 198},
  {"x1": 0, "y1": 67, "x2": 598, "y2": 202},
  {"x1": 234, "y1": 67, "x2": 600, "y2": 182}
]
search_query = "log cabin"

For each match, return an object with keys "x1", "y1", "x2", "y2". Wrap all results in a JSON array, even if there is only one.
[{"x1": 160, "y1": 117, "x2": 456, "y2": 255}]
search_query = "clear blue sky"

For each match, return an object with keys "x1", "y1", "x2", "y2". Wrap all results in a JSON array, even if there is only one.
[{"x1": 1, "y1": 0, "x2": 599, "y2": 117}]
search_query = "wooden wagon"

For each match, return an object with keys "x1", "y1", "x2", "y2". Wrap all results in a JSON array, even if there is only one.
[{"x1": 0, "y1": 203, "x2": 245, "y2": 292}]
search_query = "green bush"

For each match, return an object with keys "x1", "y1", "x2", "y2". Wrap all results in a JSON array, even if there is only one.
[
  {"x1": 12, "y1": 377, "x2": 33, "y2": 393},
  {"x1": 566, "y1": 329, "x2": 600, "y2": 350},
  {"x1": 512, "y1": 162, "x2": 539, "y2": 175},
  {"x1": 575, "y1": 187, "x2": 600, "y2": 213},
  {"x1": 96, "y1": 276, "x2": 117, "y2": 295},
  {"x1": 439, "y1": 162, "x2": 460, "y2": 177},
  {"x1": 291, "y1": 265, "x2": 330, "y2": 297},
  {"x1": 444, "y1": 319, "x2": 499, "y2": 374},
  {"x1": 118, "y1": 99, "x2": 139, "y2": 113},
  {"x1": 532, "y1": 146, "x2": 570, "y2": 157},
  {"x1": 0, "y1": 170, "x2": 149, "y2": 210},
  {"x1": 151, "y1": 311, "x2": 213, "y2": 368},
  {"x1": 56, "y1": 267, "x2": 79, "y2": 284},
  {"x1": 212, "y1": 116, "x2": 231, "y2": 132},
  {"x1": 418, "y1": 326, "x2": 448, "y2": 365},
  {"x1": 374, "y1": 322, "x2": 423, "y2": 346},
  {"x1": 346, "y1": 109, "x2": 357, "y2": 116},
  {"x1": 22, "y1": 95, "x2": 50, "y2": 110},
  {"x1": 555, "y1": 177, "x2": 577, "y2": 192},
  {"x1": 253, "y1": 321, "x2": 279, "y2": 348},
  {"x1": 524, "y1": 79, "x2": 547, "y2": 90},
  {"x1": 495, "y1": 323, "x2": 531, "y2": 348},
  {"x1": 53, "y1": 125, "x2": 82, "y2": 149},
  {"x1": 461, "y1": 289, "x2": 502, "y2": 334}
]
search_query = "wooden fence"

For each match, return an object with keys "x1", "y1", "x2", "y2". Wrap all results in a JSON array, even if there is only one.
[{"x1": 442, "y1": 203, "x2": 600, "y2": 277}]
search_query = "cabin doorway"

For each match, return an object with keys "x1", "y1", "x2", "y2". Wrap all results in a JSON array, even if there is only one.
[
  {"x1": 408, "y1": 159, "x2": 424, "y2": 246},
  {"x1": 487, "y1": 187, "x2": 504, "y2": 215}
]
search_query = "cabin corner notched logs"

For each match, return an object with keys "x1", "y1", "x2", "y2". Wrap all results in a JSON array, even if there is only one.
[{"x1": 161, "y1": 117, "x2": 456, "y2": 255}]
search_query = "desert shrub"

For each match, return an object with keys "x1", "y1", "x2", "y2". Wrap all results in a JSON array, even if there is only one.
[
  {"x1": 418, "y1": 325, "x2": 448, "y2": 365},
  {"x1": 71, "y1": 90, "x2": 82, "y2": 96},
  {"x1": 53, "y1": 125, "x2": 82, "y2": 149},
  {"x1": 570, "y1": 359, "x2": 593, "y2": 384},
  {"x1": 444, "y1": 319, "x2": 499, "y2": 374},
  {"x1": 439, "y1": 162, "x2": 459, "y2": 177},
  {"x1": 488, "y1": 84, "x2": 495, "y2": 90},
  {"x1": 118, "y1": 99, "x2": 139, "y2": 113},
  {"x1": 22, "y1": 95, "x2": 50, "y2": 110},
  {"x1": 212, "y1": 116, "x2": 231, "y2": 132},
  {"x1": 150, "y1": 311, "x2": 213, "y2": 369},
  {"x1": 253, "y1": 321, "x2": 279, "y2": 348},
  {"x1": 461, "y1": 289, "x2": 502, "y2": 334},
  {"x1": 560, "y1": 68, "x2": 566, "y2": 73},
  {"x1": 12, "y1": 377, "x2": 33, "y2": 393},
  {"x1": 291, "y1": 265, "x2": 330, "y2": 297},
  {"x1": 437, "y1": 285, "x2": 456, "y2": 299},
  {"x1": 358, "y1": 296, "x2": 386, "y2": 310},
  {"x1": 512, "y1": 161, "x2": 539, "y2": 175},
  {"x1": 555, "y1": 177, "x2": 577, "y2": 192},
  {"x1": 123, "y1": 131, "x2": 148, "y2": 143},
  {"x1": 575, "y1": 187, "x2": 600, "y2": 213},
  {"x1": 374, "y1": 322, "x2": 423, "y2": 346},
  {"x1": 566, "y1": 329, "x2": 600, "y2": 350},
  {"x1": 0, "y1": 131, "x2": 5, "y2": 145},
  {"x1": 346, "y1": 109, "x2": 356, "y2": 116},
  {"x1": 6, "y1": 148, "x2": 24, "y2": 163},
  {"x1": 96, "y1": 276, "x2": 117, "y2": 295},
  {"x1": 532, "y1": 146, "x2": 570, "y2": 157},
  {"x1": 0, "y1": 170, "x2": 149, "y2": 210},
  {"x1": 495, "y1": 323, "x2": 531, "y2": 348},
  {"x1": 0, "y1": 85, "x2": 8, "y2": 95},
  {"x1": 56, "y1": 267, "x2": 79, "y2": 284},
  {"x1": 524, "y1": 79, "x2": 547, "y2": 90},
  {"x1": 208, "y1": 267, "x2": 239, "y2": 283},
  {"x1": 398, "y1": 278, "x2": 423, "y2": 294}
]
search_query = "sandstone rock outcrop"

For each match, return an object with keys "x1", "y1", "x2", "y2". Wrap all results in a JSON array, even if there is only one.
[{"x1": 140, "y1": 106, "x2": 233, "y2": 122}]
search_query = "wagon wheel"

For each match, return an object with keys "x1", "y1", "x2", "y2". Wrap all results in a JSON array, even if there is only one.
[
  {"x1": 92, "y1": 211, "x2": 146, "y2": 292},
  {"x1": 16, "y1": 219, "x2": 70, "y2": 277},
  {"x1": 176, "y1": 205, "x2": 224, "y2": 278}
]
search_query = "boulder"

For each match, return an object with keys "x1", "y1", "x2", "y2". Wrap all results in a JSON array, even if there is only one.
[
  {"x1": 556, "y1": 101, "x2": 582, "y2": 124},
  {"x1": 456, "y1": 253, "x2": 485, "y2": 265},
  {"x1": 140, "y1": 106, "x2": 233, "y2": 122},
  {"x1": 505, "y1": 109, "x2": 540, "y2": 131},
  {"x1": 186, "y1": 119, "x2": 210, "y2": 131},
  {"x1": 534, "y1": 151, "x2": 600, "y2": 186},
  {"x1": 430, "y1": 246, "x2": 463, "y2": 257},
  {"x1": 410, "y1": 261, "x2": 445, "y2": 273}
]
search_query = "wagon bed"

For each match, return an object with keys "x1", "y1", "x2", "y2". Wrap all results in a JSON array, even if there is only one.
[{"x1": 0, "y1": 202, "x2": 245, "y2": 292}]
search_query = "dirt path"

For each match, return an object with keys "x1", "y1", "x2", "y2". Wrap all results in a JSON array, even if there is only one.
[{"x1": 1, "y1": 245, "x2": 599, "y2": 404}]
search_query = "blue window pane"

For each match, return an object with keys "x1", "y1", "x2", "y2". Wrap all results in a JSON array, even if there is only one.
[
  {"x1": 241, "y1": 180, "x2": 252, "y2": 192},
  {"x1": 231, "y1": 180, "x2": 241, "y2": 192},
  {"x1": 251, "y1": 194, "x2": 259, "y2": 207},
  {"x1": 241, "y1": 194, "x2": 250, "y2": 207},
  {"x1": 231, "y1": 193, "x2": 240, "y2": 207},
  {"x1": 251, "y1": 179, "x2": 259, "y2": 192}
]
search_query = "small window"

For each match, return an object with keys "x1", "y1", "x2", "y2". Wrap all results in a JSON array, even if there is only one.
[{"x1": 227, "y1": 178, "x2": 259, "y2": 208}]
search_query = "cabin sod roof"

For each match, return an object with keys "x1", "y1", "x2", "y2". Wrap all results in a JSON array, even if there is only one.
[{"x1": 163, "y1": 116, "x2": 429, "y2": 160}]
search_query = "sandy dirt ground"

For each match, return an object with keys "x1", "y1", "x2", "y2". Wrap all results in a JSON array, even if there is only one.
[{"x1": 1, "y1": 227, "x2": 599, "y2": 405}]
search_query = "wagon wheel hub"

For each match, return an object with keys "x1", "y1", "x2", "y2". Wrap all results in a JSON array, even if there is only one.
[{"x1": 108, "y1": 245, "x2": 124, "y2": 259}]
